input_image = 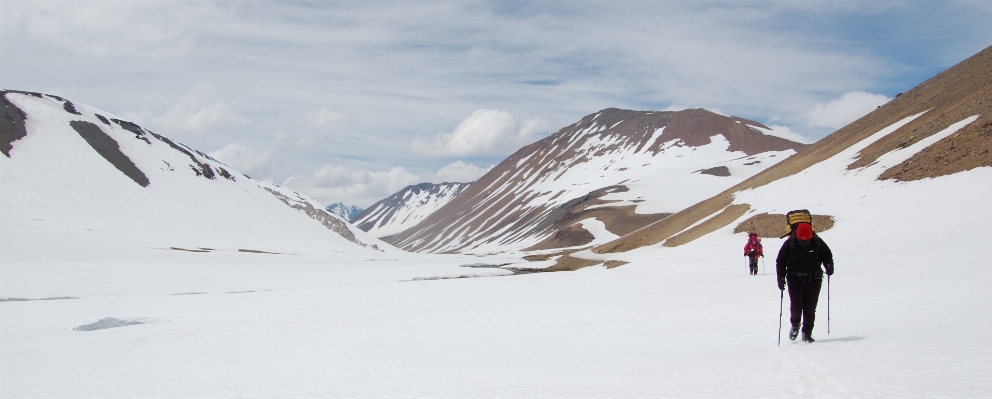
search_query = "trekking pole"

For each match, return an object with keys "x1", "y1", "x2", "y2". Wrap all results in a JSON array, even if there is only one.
[
  {"x1": 761, "y1": 257, "x2": 766, "y2": 275},
  {"x1": 744, "y1": 258, "x2": 748, "y2": 275},
  {"x1": 778, "y1": 289, "x2": 784, "y2": 346},
  {"x1": 827, "y1": 274, "x2": 831, "y2": 335}
]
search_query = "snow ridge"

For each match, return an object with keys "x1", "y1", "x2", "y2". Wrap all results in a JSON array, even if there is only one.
[{"x1": 0, "y1": 90, "x2": 392, "y2": 256}]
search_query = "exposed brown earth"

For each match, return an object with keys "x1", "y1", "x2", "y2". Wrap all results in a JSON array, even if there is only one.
[
  {"x1": 603, "y1": 260, "x2": 629, "y2": 268},
  {"x1": 523, "y1": 185, "x2": 670, "y2": 251},
  {"x1": 170, "y1": 247, "x2": 211, "y2": 253},
  {"x1": 732, "y1": 213, "x2": 835, "y2": 238},
  {"x1": 542, "y1": 255, "x2": 604, "y2": 272},
  {"x1": 699, "y1": 166, "x2": 731, "y2": 177},
  {"x1": 561, "y1": 45, "x2": 992, "y2": 269},
  {"x1": 1, "y1": 91, "x2": 29, "y2": 157},
  {"x1": 69, "y1": 121, "x2": 150, "y2": 187},
  {"x1": 593, "y1": 193, "x2": 734, "y2": 254},
  {"x1": 662, "y1": 204, "x2": 750, "y2": 247},
  {"x1": 848, "y1": 47, "x2": 992, "y2": 180},
  {"x1": 527, "y1": 224, "x2": 596, "y2": 249},
  {"x1": 238, "y1": 249, "x2": 282, "y2": 254},
  {"x1": 879, "y1": 115, "x2": 992, "y2": 181}
]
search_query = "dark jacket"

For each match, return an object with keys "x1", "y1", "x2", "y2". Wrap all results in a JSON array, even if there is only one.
[{"x1": 776, "y1": 234, "x2": 833, "y2": 279}]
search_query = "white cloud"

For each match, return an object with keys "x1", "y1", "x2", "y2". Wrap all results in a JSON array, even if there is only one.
[
  {"x1": 295, "y1": 136, "x2": 319, "y2": 150},
  {"x1": 433, "y1": 160, "x2": 492, "y2": 183},
  {"x1": 9, "y1": 2, "x2": 220, "y2": 58},
  {"x1": 208, "y1": 143, "x2": 277, "y2": 181},
  {"x1": 152, "y1": 84, "x2": 248, "y2": 134},
  {"x1": 804, "y1": 91, "x2": 891, "y2": 129},
  {"x1": 663, "y1": 104, "x2": 727, "y2": 117},
  {"x1": 411, "y1": 109, "x2": 552, "y2": 157},
  {"x1": 282, "y1": 161, "x2": 491, "y2": 207},
  {"x1": 305, "y1": 108, "x2": 352, "y2": 127},
  {"x1": 283, "y1": 165, "x2": 422, "y2": 208},
  {"x1": 753, "y1": 124, "x2": 814, "y2": 145}
]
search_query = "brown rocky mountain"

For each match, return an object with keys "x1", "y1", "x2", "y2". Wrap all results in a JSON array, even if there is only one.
[
  {"x1": 551, "y1": 44, "x2": 992, "y2": 270},
  {"x1": 388, "y1": 107, "x2": 806, "y2": 254}
]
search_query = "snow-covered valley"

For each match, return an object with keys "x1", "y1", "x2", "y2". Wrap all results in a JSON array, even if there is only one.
[{"x1": 4, "y1": 184, "x2": 990, "y2": 398}]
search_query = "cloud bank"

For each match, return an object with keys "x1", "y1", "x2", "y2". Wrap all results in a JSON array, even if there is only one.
[
  {"x1": 411, "y1": 109, "x2": 551, "y2": 157},
  {"x1": 804, "y1": 91, "x2": 891, "y2": 129},
  {"x1": 281, "y1": 161, "x2": 493, "y2": 208}
]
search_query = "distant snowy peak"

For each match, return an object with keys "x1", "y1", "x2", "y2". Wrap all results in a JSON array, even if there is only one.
[
  {"x1": 0, "y1": 90, "x2": 389, "y2": 254},
  {"x1": 388, "y1": 108, "x2": 806, "y2": 255},
  {"x1": 325, "y1": 202, "x2": 364, "y2": 221},
  {"x1": 352, "y1": 182, "x2": 471, "y2": 239}
]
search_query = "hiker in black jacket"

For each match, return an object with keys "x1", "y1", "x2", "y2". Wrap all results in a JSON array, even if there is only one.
[{"x1": 776, "y1": 222, "x2": 834, "y2": 343}]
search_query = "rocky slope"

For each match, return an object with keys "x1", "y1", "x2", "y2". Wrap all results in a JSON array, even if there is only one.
[
  {"x1": 352, "y1": 182, "x2": 470, "y2": 239},
  {"x1": 389, "y1": 108, "x2": 806, "y2": 254}
]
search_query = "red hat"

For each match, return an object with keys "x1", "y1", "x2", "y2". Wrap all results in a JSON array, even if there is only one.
[{"x1": 796, "y1": 223, "x2": 813, "y2": 241}]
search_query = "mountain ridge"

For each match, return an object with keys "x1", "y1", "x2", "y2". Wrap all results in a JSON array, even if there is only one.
[
  {"x1": 352, "y1": 182, "x2": 471, "y2": 239},
  {"x1": 388, "y1": 107, "x2": 807, "y2": 254}
]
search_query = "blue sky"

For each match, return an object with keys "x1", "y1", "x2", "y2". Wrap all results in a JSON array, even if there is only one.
[{"x1": 2, "y1": 1, "x2": 990, "y2": 207}]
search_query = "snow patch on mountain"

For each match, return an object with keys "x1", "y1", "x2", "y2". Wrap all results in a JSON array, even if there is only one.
[{"x1": 352, "y1": 182, "x2": 471, "y2": 238}]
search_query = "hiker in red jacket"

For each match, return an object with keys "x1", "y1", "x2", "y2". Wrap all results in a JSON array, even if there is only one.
[{"x1": 743, "y1": 232, "x2": 763, "y2": 275}]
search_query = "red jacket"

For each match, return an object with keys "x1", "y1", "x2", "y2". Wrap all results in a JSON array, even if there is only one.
[{"x1": 744, "y1": 240, "x2": 763, "y2": 259}]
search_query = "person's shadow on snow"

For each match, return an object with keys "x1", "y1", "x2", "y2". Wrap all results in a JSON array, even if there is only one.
[{"x1": 814, "y1": 335, "x2": 865, "y2": 343}]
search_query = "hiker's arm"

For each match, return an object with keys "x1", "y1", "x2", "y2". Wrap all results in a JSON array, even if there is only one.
[
  {"x1": 776, "y1": 243, "x2": 790, "y2": 278},
  {"x1": 818, "y1": 237, "x2": 834, "y2": 275},
  {"x1": 818, "y1": 237, "x2": 834, "y2": 266}
]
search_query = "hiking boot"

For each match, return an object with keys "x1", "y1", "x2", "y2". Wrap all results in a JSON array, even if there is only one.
[
  {"x1": 802, "y1": 333, "x2": 815, "y2": 343},
  {"x1": 789, "y1": 326, "x2": 799, "y2": 341}
]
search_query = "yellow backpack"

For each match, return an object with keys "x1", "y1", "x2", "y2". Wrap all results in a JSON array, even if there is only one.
[{"x1": 782, "y1": 209, "x2": 812, "y2": 238}]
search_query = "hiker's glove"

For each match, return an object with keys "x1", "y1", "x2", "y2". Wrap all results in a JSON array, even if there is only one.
[
  {"x1": 824, "y1": 263, "x2": 834, "y2": 276},
  {"x1": 777, "y1": 276, "x2": 786, "y2": 291}
]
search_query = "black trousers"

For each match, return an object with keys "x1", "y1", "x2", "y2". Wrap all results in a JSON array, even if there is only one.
[
  {"x1": 749, "y1": 258, "x2": 759, "y2": 274},
  {"x1": 786, "y1": 275, "x2": 823, "y2": 334}
]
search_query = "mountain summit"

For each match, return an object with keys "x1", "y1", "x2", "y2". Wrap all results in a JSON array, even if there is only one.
[{"x1": 388, "y1": 108, "x2": 806, "y2": 254}]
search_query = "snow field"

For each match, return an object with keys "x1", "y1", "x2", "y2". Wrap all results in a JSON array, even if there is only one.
[{"x1": 5, "y1": 222, "x2": 988, "y2": 398}]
